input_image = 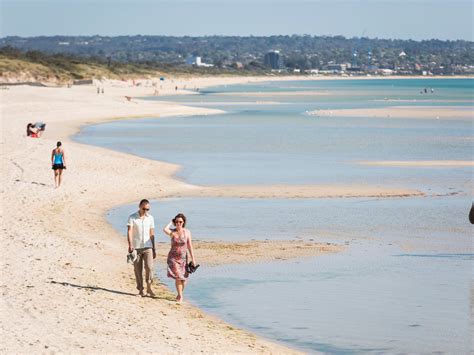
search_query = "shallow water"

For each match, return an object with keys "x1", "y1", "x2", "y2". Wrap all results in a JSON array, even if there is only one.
[
  {"x1": 211, "y1": 251, "x2": 469, "y2": 353},
  {"x1": 179, "y1": 248, "x2": 472, "y2": 354},
  {"x1": 75, "y1": 79, "x2": 472, "y2": 191},
  {"x1": 78, "y1": 78, "x2": 473, "y2": 353},
  {"x1": 108, "y1": 195, "x2": 472, "y2": 253},
  {"x1": 107, "y1": 196, "x2": 472, "y2": 354}
]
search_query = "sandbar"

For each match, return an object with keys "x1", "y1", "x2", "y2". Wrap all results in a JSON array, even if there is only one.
[
  {"x1": 308, "y1": 105, "x2": 473, "y2": 120},
  {"x1": 359, "y1": 160, "x2": 474, "y2": 167}
]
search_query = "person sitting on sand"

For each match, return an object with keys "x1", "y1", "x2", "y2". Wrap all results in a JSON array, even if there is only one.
[
  {"x1": 127, "y1": 199, "x2": 156, "y2": 297},
  {"x1": 27, "y1": 123, "x2": 40, "y2": 138},
  {"x1": 51, "y1": 141, "x2": 66, "y2": 188},
  {"x1": 163, "y1": 213, "x2": 197, "y2": 303}
]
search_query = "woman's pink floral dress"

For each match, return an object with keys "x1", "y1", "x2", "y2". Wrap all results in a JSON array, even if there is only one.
[{"x1": 167, "y1": 229, "x2": 189, "y2": 280}]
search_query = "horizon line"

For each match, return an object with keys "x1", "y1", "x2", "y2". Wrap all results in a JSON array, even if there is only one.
[{"x1": 1, "y1": 34, "x2": 472, "y2": 42}]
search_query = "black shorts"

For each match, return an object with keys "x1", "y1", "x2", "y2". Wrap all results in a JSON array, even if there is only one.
[{"x1": 52, "y1": 164, "x2": 65, "y2": 170}]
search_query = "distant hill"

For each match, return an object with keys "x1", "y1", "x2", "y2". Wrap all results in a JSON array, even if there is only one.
[
  {"x1": 1, "y1": 35, "x2": 473, "y2": 82},
  {"x1": 0, "y1": 46, "x2": 263, "y2": 84},
  {"x1": 1, "y1": 35, "x2": 473, "y2": 73}
]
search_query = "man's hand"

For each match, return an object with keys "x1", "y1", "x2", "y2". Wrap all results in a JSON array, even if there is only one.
[
  {"x1": 152, "y1": 249, "x2": 156, "y2": 259},
  {"x1": 128, "y1": 246, "x2": 133, "y2": 253}
]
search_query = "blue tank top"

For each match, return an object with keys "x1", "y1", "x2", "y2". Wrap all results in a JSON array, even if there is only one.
[{"x1": 53, "y1": 150, "x2": 63, "y2": 164}]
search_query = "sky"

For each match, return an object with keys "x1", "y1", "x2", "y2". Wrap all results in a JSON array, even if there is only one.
[{"x1": 1, "y1": 0, "x2": 472, "y2": 41}]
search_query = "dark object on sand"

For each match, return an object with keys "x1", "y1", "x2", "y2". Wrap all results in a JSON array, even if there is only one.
[
  {"x1": 185, "y1": 262, "x2": 200, "y2": 274},
  {"x1": 34, "y1": 121, "x2": 46, "y2": 131},
  {"x1": 469, "y1": 203, "x2": 474, "y2": 224}
]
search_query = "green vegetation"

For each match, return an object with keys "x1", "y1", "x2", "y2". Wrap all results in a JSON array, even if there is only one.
[
  {"x1": 1, "y1": 34, "x2": 473, "y2": 82},
  {"x1": 2, "y1": 35, "x2": 473, "y2": 75},
  {"x1": 0, "y1": 46, "x2": 162, "y2": 82},
  {"x1": 0, "y1": 46, "x2": 271, "y2": 83}
]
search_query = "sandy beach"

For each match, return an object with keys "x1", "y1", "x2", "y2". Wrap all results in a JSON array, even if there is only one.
[
  {"x1": 1, "y1": 75, "x2": 459, "y2": 352},
  {"x1": 0, "y1": 76, "x2": 352, "y2": 353}
]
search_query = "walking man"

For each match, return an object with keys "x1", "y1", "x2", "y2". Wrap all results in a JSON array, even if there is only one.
[{"x1": 127, "y1": 199, "x2": 156, "y2": 297}]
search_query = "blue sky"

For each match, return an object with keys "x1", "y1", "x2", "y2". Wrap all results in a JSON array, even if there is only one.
[{"x1": 1, "y1": 0, "x2": 472, "y2": 40}]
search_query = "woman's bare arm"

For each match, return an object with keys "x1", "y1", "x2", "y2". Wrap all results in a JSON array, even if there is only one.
[{"x1": 163, "y1": 221, "x2": 174, "y2": 237}]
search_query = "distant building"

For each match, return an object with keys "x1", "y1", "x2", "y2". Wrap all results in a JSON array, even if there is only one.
[
  {"x1": 264, "y1": 50, "x2": 283, "y2": 69},
  {"x1": 378, "y1": 68, "x2": 395, "y2": 75},
  {"x1": 326, "y1": 63, "x2": 351, "y2": 72},
  {"x1": 186, "y1": 56, "x2": 214, "y2": 67}
]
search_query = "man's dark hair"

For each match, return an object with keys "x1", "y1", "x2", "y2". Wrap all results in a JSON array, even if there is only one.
[{"x1": 139, "y1": 199, "x2": 150, "y2": 206}]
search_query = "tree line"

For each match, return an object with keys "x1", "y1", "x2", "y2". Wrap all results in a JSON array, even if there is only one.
[{"x1": 1, "y1": 35, "x2": 473, "y2": 74}]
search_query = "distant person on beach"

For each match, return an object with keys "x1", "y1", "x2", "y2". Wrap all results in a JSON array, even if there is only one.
[
  {"x1": 27, "y1": 123, "x2": 40, "y2": 138},
  {"x1": 163, "y1": 213, "x2": 197, "y2": 303},
  {"x1": 27, "y1": 122, "x2": 45, "y2": 138},
  {"x1": 469, "y1": 203, "x2": 474, "y2": 224},
  {"x1": 127, "y1": 199, "x2": 156, "y2": 297},
  {"x1": 51, "y1": 141, "x2": 66, "y2": 188}
]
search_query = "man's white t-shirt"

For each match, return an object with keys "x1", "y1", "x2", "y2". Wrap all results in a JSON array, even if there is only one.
[{"x1": 127, "y1": 211, "x2": 155, "y2": 249}]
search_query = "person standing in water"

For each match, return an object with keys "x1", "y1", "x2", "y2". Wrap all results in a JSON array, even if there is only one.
[{"x1": 51, "y1": 141, "x2": 66, "y2": 188}]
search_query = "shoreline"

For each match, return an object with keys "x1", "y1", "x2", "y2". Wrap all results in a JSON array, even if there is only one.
[
  {"x1": 1, "y1": 74, "x2": 473, "y2": 87},
  {"x1": 4, "y1": 75, "x2": 468, "y2": 352},
  {"x1": 2, "y1": 75, "x2": 347, "y2": 353}
]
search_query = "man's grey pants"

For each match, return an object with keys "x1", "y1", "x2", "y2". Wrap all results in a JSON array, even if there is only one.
[{"x1": 133, "y1": 248, "x2": 153, "y2": 291}]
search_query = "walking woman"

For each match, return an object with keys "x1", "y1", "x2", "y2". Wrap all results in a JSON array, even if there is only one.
[
  {"x1": 163, "y1": 213, "x2": 197, "y2": 303},
  {"x1": 51, "y1": 141, "x2": 66, "y2": 188}
]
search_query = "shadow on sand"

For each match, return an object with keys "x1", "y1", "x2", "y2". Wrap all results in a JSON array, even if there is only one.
[{"x1": 50, "y1": 280, "x2": 175, "y2": 301}]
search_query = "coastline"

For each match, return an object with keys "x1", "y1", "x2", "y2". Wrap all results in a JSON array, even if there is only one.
[
  {"x1": 2, "y1": 74, "x2": 472, "y2": 87},
  {"x1": 2, "y1": 74, "x2": 469, "y2": 352},
  {"x1": 2, "y1": 75, "x2": 344, "y2": 353}
]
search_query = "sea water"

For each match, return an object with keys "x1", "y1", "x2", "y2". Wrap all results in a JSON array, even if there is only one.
[
  {"x1": 106, "y1": 196, "x2": 472, "y2": 354},
  {"x1": 76, "y1": 79, "x2": 473, "y2": 353},
  {"x1": 76, "y1": 79, "x2": 472, "y2": 193}
]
